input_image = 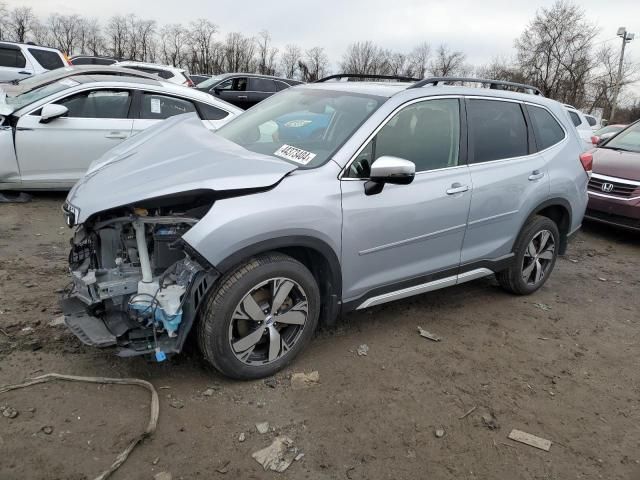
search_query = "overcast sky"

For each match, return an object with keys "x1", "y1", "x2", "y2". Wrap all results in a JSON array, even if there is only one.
[{"x1": 9, "y1": 0, "x2": 640, "y2": 85}]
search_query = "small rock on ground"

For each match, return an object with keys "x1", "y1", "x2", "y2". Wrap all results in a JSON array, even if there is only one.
[
  {"x1": 256, "y1": 422, "x2": 269, "y2": 434},
  {"x1": 154, "y1": 472, "x2": 172, "y2": 480},
  {"x1": 357, "y1": 344, "x2": 369, "y2": 356}
]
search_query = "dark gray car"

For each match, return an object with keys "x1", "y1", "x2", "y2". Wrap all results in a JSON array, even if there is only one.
[{"x1": 197, "y1": 73, "x2": 303, "y2": 109}]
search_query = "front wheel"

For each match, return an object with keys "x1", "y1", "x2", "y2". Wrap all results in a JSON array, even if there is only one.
[
  {"x1": 496, "y1": 215, "x2": 560, "y2": 295},
  {"x1": 198, "y1": 252, "x2": 320, "y2": 379}
]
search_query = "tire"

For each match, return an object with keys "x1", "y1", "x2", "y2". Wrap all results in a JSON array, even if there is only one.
[
  {"x1": 496, "y1": 215, "x2": 560, "y2": 295},
  {"x1": 198, "y1": 252, "x2": 320, "y2": 379}
]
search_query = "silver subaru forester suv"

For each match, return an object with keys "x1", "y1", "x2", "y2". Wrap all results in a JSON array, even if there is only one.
[{"x1": 62, "y1": 75, "x2": 590, "y2": 379}]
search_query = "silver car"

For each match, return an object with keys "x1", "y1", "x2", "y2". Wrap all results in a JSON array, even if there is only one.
[
  {"x1": 61, "y1": 76, "x2": 589, "y2": 379},
  {"x1": 0, "y1": 75, "x2": 241, "y2": 190}
]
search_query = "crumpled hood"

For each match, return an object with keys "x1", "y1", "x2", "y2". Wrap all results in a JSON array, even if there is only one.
[
  {"x1": 593, "y1": 148, "x2": 640, "y2": 181},
  {"x1": 67, "y1": 113, "x2": 297, "y2": 223}
]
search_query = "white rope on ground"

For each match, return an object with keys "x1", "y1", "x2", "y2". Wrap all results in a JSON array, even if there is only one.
[{"x1": 0, "y1": 373, "x2": 159, "y2": 480}]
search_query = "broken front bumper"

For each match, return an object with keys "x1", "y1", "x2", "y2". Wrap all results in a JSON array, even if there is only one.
[{"x1": 61, "y1": 269, "x2": 218, "y2": 357}]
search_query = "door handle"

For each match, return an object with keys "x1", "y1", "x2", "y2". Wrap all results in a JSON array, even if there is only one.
[
  {"x1": 446, "y1": 183, "x2": 470, "y2": 195},
  {"x1": 237, "y1": 95, "x2": 248, "y2": 99},
  {"x1": 528, "y1": 170, "x2": 545, "y2": 181},
  {"x1": 105, "y1": 132, "x2": 128, "y2": 139}
]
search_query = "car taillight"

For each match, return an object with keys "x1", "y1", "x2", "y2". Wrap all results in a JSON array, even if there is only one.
[
  {"x1": 186, "y1": 79, "x2": 195, "y2": 87},
  {"x1": 590, "y1": 135, "x2": 599, "y2": 145},
  {"x1": 64, "y1": 54, "x2": 73, "y2": 66},
  {"x1": 579, "y1": 152, "x2": 593, "y2": 173}
]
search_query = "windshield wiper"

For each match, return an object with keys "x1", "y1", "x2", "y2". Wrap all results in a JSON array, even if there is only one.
[{"x1": 602, "y1": 146, "x2": 632, "y2": 152}]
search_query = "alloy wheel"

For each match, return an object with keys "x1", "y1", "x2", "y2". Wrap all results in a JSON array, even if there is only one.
[
  {"x1": 228, "y1": 277, "x2": 309, "y2": 366},
  {"x1": 522, "y1": 230, "x2": 555, "y2": 286}
]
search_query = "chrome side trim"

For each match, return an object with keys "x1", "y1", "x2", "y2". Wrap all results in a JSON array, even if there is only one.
[
  {"x1": 358, "y1": 223, "x2": 467, "y2": 256},
  {"x1": 356, "y1": 276, "x2": 457, "y2": 309},
  {"x1": 591, "y1": 172, "x2": 640, "y2": 186},
  {"x1": 467, "y1": 210, "x2": 519, "y2": 227},
  {"x1": 456, "y1": 267, "x2": 494, "y2": 283},
  {"x1": 355, "y1": 268, "x2": 494, "y2": 310}
]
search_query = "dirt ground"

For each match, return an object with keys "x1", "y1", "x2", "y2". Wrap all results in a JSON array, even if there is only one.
[{"x1": 0, "y1": 193, "x2": 639, "y2": 480}]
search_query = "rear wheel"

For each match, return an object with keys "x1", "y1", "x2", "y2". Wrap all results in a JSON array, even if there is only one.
[
  {"x1": 198, "y1": 252, "x2": 320, "y2": 379},
  {"x1": 496, "y1": 215, "x2": 559, "y2": 295}
]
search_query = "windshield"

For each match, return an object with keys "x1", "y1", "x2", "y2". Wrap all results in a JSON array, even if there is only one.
[
  {"x1": 197, "y1": 75, "x2": 227, "y2": 89},
  {"x1": 603, "y1": 122, "x2": 640, "y2": 153},
  {"x1": 5, "y1": 78, "x2": 77, "y2": 110},
  {"x1": 595, "y1": 125, "x2": 624, "y2": 136},
  {"x1": 216, "y1": 88, "x2": 385, "y2": 168}
]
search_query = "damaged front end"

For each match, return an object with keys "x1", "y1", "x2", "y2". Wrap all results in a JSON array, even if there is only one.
[{"x1": 61, "y1": 196, "x2": 218, "y2": 360}]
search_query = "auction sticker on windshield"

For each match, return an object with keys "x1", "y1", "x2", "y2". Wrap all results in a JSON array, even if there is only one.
[{"x1": 274, "y1": 144, "x2": 316, "y2": 165}]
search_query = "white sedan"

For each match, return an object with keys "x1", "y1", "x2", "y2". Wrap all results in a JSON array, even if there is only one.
[{"x1": 0, "y1": 75, "x2": 241, "y2": 190}]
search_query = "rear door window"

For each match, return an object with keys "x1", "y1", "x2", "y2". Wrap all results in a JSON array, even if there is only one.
[
  {"x1": 28, "y1": 48, "x2": 64, "y2": 70},
  {"x1": 467, "y1": 99, "x2": 529, "y2": 163},
  {"x1": 528, "y1": 105, "x2": 565, "y2": 150},
  {"x1": 249, "y1": 78, "x2": 276, "y2": 93},
  {"x1": 140, "y1": 92, "x2": 196, "y2": 120},
  {"x1": 0, "y1": 46, "x2": 26, "y2": 68}
]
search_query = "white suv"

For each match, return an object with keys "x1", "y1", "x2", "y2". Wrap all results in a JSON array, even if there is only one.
[
  {"x1": 0, "y1": 42, "x2": 69, "y2": 82},
  {"x1": 564, "y1": 105, "x2": 593, "y2": 147},
  {"x1": 112, "y1": 61, "x2": 194, "y2": 87}
]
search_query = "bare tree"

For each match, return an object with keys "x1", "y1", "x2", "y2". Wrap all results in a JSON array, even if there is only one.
[
  {"x1": 0, "y1": 2, "x2": 8, "y2": 41},
  {"x1": 586, "y1": 44, "x2": 639, "y2": 119},
  {"x1": 299, "y1": 46, "x2": 328, "y2": 81},
  {"x1": 160, "y1": 23, "x2": 188, "y2": 67},
  {"x1": 189, "y1": 19, "x2": 217, "y2": 74},
  {"x1": 223, "y1": 32, "x2": 256, "y2": 72},
  {"x1": 514, "y1": 0, "x2": 596, "y2": 106},
  {"x1": 48, "y1": 14, "x2": 81, "y2": 55},
  {"x1": 429, "y1": 44, "x2": 467, "y2": 77},
  {"x1": 8, "y1": 7, "x2": 36, "y2": 43},
  {"x1": 105, "y1": 15, "x2": 129, "y2": 59},
  {"x1": 341, "y1": 41, "x2": 390, "y2": 75},
  {"x1": 409, "y1": 41, "x2": 430, "y2": 78},
  {"x1": 30, "y1": 19, "x2": 51, "y2": 46},
  {"x1": 82, "y1": 18, "x2": 104, "y2": 56},
  {"x1": 280, "y1": 44, "x2": 301, "y2": 79},
  {"x1": 256, "y1": 30, "x2": 278, "y2": 75}
]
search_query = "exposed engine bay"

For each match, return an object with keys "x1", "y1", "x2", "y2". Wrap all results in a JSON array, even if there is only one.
[{"x1": 61, "y1": 198, "x2": 218, "y2": 360}]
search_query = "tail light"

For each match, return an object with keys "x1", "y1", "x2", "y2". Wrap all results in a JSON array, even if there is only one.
[
  {"x1": 579, "y1": 151, "x2": 593, "y2": 173},
  {"x1": 64, "y1": 54, "x2": 73, "y2": 66},
  {"x1": 186, "y1": 79, "x2": 195, "y2": 87},
  {"x1": 590, "y1": 135, "x2": 599, "y2": 145}
]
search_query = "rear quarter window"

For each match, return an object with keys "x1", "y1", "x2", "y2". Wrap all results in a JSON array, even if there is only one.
[
  {"x1": 585, "y1": 115, "x2": 597, "y2": 127},
  {"x1": 568, "y1": 111, "x2": 581, "y2": 127},
  {"x1": 528, "y1": 105, "x2": 565, "y2": 150},
  {"x1": 28, "y1": 48, "x2": 64, "y2": 70},
  {"x1": 197, "y1": 102, "x2": 229, "y2": 120}
]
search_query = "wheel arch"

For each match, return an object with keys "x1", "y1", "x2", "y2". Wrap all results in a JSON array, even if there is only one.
[
  {"x1": 520, "y1": 198, "x2": 572, "y2": 254},
  {"x1": 215, "y1": 236, "x2": 342, "y2": 326}
]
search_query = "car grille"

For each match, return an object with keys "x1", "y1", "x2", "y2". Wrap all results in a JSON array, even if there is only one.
[{"x1": 588, "y1": 176, "x2": 639, "y2": 198}]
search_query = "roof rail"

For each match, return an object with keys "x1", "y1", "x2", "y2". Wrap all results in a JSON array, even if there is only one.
[
  {"x1": 409, "y1": 77, "x2": 543, "y2": 96},
  {"x1": 315, "y1": 73, "x2": 422, "y2": 83}
]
